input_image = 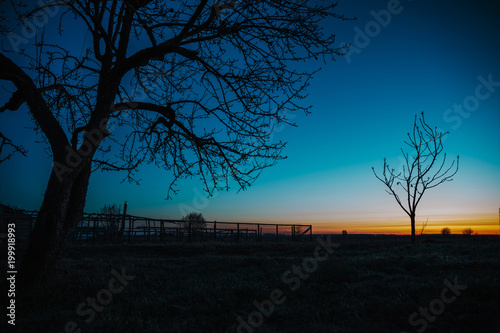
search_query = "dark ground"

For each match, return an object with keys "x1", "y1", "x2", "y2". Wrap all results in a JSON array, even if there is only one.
[{"x1": 2, "y1": 235, "x2": 500, "y2": 332}]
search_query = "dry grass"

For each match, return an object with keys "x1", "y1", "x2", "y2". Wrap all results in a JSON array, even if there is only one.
[{"x1": 2, "y1": 235, "x2": 499, "y2": 332}]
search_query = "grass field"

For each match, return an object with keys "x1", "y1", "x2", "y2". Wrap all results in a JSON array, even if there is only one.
[{"x1": 2, "y1": 235, "x2": 500, "y2": 332}]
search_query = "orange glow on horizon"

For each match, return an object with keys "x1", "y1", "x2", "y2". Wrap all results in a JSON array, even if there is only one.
[
  {"x1": 310, "y1": 215, "x2": 500, "y2": 235},
  {"x1": 262, "y1": 213, "x2": 500, "y2": 235}
]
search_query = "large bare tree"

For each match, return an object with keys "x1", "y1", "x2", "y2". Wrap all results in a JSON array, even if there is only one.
[
  {"x1": 0, "y1": 0, "x2": 351, "y2": 285},
  {"x1": 372, "y1": 112, "x2": 459, "y2": 244}
]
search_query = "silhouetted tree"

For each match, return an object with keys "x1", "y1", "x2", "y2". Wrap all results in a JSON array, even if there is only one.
[
  {"x1": 372, "y1": 113, "x2": 459, "y2": 244},
  {"x1": 462, "y1": 227, "x2": 473, "y2": 236},
  {"x1": 441, "y1": 227, "x2": 451, "y2": 236},
  {"x1": 181, "y1": 212, "x2": 206, "y2": 231},
  {"x1": 1, "y1": 0, "x2": 352, "y2": 286}
]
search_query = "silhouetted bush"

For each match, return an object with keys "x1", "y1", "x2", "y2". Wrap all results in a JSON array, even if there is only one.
[
  {"x1": 462, "y1": 227, "x2": 473, "y2": 236},
  {"x1": 97, "y1": 203, "x2": 123, "y2": 240},
  {"x1": 181, "y1": 212, "x2": 207, "y2": 231},
  {"x1": 441, "y1": 227, "x2": 451, "y2": 236}
]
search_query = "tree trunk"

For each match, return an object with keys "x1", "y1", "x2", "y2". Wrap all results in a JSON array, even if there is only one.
[
  {"x1": 410, "y1": 214, "x2": 416, "y2": 244},
  {"x1": 18, "y1": 161, "x2": 92, "y2": 287}
]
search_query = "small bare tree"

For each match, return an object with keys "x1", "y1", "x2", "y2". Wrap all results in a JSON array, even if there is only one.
[{"x1": 372, "y1": 113, "x2": 459, "y2": 244}]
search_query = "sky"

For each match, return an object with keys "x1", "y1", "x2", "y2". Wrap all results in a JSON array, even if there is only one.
[{"x1": 1, "y1": 0, "x2": 499, "y2": 235}]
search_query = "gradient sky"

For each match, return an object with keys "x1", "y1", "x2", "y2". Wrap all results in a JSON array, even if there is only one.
[{"x1": 1, "y1": 0, "x2": 499, "y2": 234}]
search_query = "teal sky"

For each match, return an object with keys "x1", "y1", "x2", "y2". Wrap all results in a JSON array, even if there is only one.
[{"x1": 1, "y1": 0, "x2": 499, "y2": 233}]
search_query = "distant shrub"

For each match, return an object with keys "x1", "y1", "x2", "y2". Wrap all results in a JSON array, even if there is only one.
[
  {"x1": 182, "y1": 212, "x2": 207, "y2": 231},
  {"x1": 441, "y1": 227, "x2": 451, "y2": 236},
  {"x1": 462, "y1": 227, "x2": 473, "y2": 236},
  {"x1": 98, "y1": 203, "x2": 122, "y2": 215},
  {"x1": 97, "y1": 203, "x2": 123, "y2": 237}
]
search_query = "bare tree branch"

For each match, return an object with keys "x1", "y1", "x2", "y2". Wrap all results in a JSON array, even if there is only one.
[{"x1": 0, "y1": 131, "x2": 27, "y2": 163}]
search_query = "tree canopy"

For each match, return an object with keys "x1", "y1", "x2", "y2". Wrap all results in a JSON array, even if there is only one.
[{"x1": 1, "y1": 0, "x2": 351, "y2": 197}]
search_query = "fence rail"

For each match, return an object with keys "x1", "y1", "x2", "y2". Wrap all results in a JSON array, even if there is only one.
[{"x1": 0, "y1": 210, "x2": 313, "y2": 244}]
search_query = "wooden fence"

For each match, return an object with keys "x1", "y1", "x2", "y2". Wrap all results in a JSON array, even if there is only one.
[{"x1": 1, "y1": 210, "x2": 313, "y2": 244}]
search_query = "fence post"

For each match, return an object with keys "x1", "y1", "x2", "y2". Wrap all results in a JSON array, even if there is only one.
[
  {"x1": 92, "y1": 218, "x2": 97, "y2": 243},
  {"x1": 237, "y1": 223, "x2": 240, "y2": 242},
  {"x1": 213, "y1": 221, "x2": 217, "y2": 241},
  {"x1": 147, "y1": 219, "x2": 151, "y2": 243},
  {"x1": 160, "y1": 221, "x2": 164, "y2": 242},
  {"x1": 87, "y1": 218, "x2": 90, "y2": 241},
  {"x1": 121, "y1": 201, "x2": 127, "y2": 241},
  {"x1": 128, "y1": 217, "x2": 133, "y2": 243}
]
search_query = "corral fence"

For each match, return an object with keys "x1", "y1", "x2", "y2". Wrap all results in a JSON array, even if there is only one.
[
  {"x1": 0, "y1": 209, "x2": 313, "y2": 244},
  {"x1": 0, "y1": 205, "x2": 36, "y2": 249}
]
